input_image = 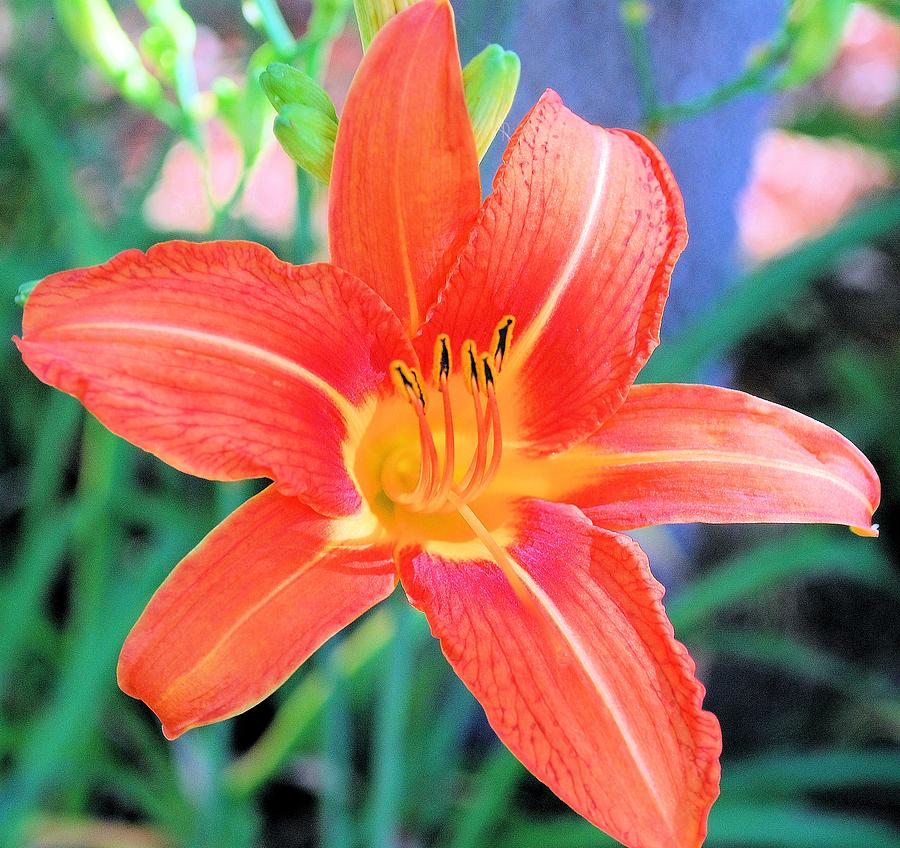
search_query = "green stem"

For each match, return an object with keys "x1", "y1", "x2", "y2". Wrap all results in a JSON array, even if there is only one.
[
  {"x1": 366, "y1": 599, "x2": 416, "y2": 848},
  {"x1": 619, "y1": 1, "x2": 660, "y2": 125},
  {"x1": 253, "y1": 0, "x2": 297, "y2": 60},
  {"x1": 647, "y1": 33, "x2": 790, "y2": 131}
]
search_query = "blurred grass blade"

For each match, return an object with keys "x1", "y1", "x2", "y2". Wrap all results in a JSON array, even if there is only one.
[
  {"x1": 225, "y1": 609, "x2": 425, "y2": 797},
  {"x1": 0, "y1": 393, "x2": 81, "y2": 686},
  {"x1": 410, "y1": 676, "x2": 478, "y2": 830},
  {"x1": 667, "y1": 529, "x2": 896, "y2": 635},
  {"x1": 695, "y1": 628, "x2": 896, "y2": 711},
  {"x1": 722, "y1": 750, "x2": 900, "y2": 797},
  {"x1": 446, "y1": 747, "x2": 523, "y2": 848},
  {"x1": 320, "y1": 643, "x2": 354, "y2": 848},
  {"x1": 707, "y1": 802, "x2": 900, "y2": 847},
  {"x1": 493, "y1": 817, "x2": 618, "y2": 848},
  {"x1": 495, "y1": 804, "x2": 900, "y2": 848},
  {"x1": 641, "y1": 193, "x2": 900, "y2": 382},
  {"x1": 365, "y1": 599, "x2": 416, "y2": 848}
]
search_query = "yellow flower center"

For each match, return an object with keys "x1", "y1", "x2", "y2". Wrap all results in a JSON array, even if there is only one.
[{"x1": 354, "y1": 317, "x2": 520, "y2": 546}]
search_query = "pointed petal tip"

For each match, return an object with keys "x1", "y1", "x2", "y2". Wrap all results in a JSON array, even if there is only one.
[
  {"x1": 538, "y1": 87, "x2": 563, "y2": 106},
  {"x1": 117, "y1": 652, "x2": 184, "y2": 740},
  {"x1": 851, "y1": 523, "x2": 879, "y2": 538},
  {"x1": 161, "y1": 721, "x2": 187, "y2": 741}
]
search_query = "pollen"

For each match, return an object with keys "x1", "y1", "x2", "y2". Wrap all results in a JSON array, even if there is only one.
[{"x1": 388, "y1": 316, "x2": 515, "y2": 513}]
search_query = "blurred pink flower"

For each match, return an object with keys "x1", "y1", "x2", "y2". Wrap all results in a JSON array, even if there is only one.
[
  {"x1": 139, "y1": 24, "x2": 298, "y2": 238},
  {"x1": 738, "y1": 129, "x2": 891, "y2": 262},
  {"x1": 142, "y1": 120, "x2": 298, "y2": 238},
  {"x1": 823, "y1": 4, "x2": 900, "y2": 116}
]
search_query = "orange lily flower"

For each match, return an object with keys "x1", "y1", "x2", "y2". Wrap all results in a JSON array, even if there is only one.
[{"x1": 14, "y1": 3, "x2": 879, "y2": 848}]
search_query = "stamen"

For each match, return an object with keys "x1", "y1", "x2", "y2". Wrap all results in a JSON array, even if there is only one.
[
  {"x1": 456, "y1": 345, "x2": 489, "y2": 498},
  {"x1": 463, "y1": 340, "x2": 481, "y2": 394},
  {"x1": 389, "y1": 331, "x2": 507, "y2": 513},
  {"x1": 491, "y1": 315, "x2": 515, "y2": 371},
  {"x1": 466, "y1": 355, "x2": 503, "y2": 501},
  {"x1": 433, "y1": 334, "x2": 451, "y2": 385},
  {"x1": 428, "y1": 339, "x2": 456, "y2": 508},
  {"x1": 390, "y1": 363, "x2": 438, "y2": 508}
]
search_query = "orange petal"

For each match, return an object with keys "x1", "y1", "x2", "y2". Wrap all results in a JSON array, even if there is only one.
[
  {"x1": 15, "y1": 241, "x2": 415, "y2": 517},
  {"x1": 563, "y1": 383, "x2": 880, "y2": 533},
  {"x1": 416, "y1": 90, "x2": 686, "y2": 453},
  {"x1": 118, "y1": 485, "x2": 396, "y2": 739},
  {"x1": 329, "y1": 0, "x2": 481, "y2": 334},
  {"x1": 398, "y1": 499, "x2": 721, "y2": 848}
]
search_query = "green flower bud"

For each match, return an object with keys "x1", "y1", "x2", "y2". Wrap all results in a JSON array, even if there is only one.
[
  {"x1": 777, "y1": 0, "x2": 854, "y2": 89},
  {"x1": 53, "y1": 0, "x2": 164, "y2": 108},
  {"x1": 463, "y1": 44, "x2": 521, "y2": 161},
  {"x1": 274, "y1": 103, "x2": 338, "y2": 184},
  {"x1": 15, "y1": 279, "x2": 40, "y2": 308},
  {"x1": 260, "y1": 64, "x2": 338, "y2": 121},
  {"x1": 353, "y1": 0, "x2": 418, "y2": 51}
]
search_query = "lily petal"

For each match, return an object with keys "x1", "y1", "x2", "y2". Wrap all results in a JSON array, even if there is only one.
[
  {"x1": 563, "y1": 383, "x2": 880, "y2": 533},
  {"x1": 118, "y1": 485, "x2": 396, "y2": 739},
  {"x1": 417, "y1": 90, "x2": 686, "y2": 453},
  {"x1": 398, "y1": 499, "x2": 721, "y2": 848},
  {"x1": 329, "y1": 0, "x2": 481, "y2": 334},
  {"x1": 15, "y1": 240, "x2": 415, "y2": 517}
]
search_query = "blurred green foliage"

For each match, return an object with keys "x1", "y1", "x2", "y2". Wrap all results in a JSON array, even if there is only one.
[{"x1": 1, "y1": 2, "x2": 898, "y2": 848}]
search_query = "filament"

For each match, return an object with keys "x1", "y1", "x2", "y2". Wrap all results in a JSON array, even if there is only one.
[{"x1": 390, "y1": 319, "x2": 514, "y2": 513}]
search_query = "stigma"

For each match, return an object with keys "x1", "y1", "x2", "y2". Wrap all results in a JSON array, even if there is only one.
[{"x1": 389, "y1": 316, "x2": 514, "y2": 513}]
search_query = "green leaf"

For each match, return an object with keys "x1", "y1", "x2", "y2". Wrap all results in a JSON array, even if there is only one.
[
  {"x1": 787, "y1": 104, "x2": 900, "y2": 164},
  {"x1": 447, "y1": 746, "x2": 525, "y2": 848},
  {"x1": 225, "y1": 609, "x2": 429, "y2": 797},
  {"x1": 866, "y1": 0, "x2": 900, "y2": 19},
  {"x1": 707, "y1": 802, "x2": 900, "y2": 847},
  {"x1": 694, "y1": 628, "x2": 896, "y2": 711}
]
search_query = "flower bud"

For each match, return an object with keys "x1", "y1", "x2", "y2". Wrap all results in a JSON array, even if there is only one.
[
  {"x1": 260, "y1": 64, "x2": 338, "y2": 120},
  {"x1": 462, "y1": 44, "x2": 521, "y2": 161},
  {"x1": 353, "y1": 0, "x2": 418, "y2": 50},
  {"x1": 54, "y1": 0, "x2": 164, "y2": 108},
  {"x1": 274, "y1": 103, "x2": 338, "y2": 183},
  {"x1": 15, "y1": 279, "x2": 39, "y2": 308}
]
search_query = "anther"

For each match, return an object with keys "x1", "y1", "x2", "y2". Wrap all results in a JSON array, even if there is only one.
[
  {"x1": 392, "y1": 361, "x2": 425, "y2": 407},
  {"x1": 390, "y1": 361, "x2": 437, "y2": 508},
  {"x1": 434, "y1": 334, "x2": 452, "y2": 385},
  {"x1": 463, "y1": 340, "x2": 481, "y2": 394},
  {"x1": 390, "y1": 335, "x2": 507, "y2": 513},
  {"x1": 491, "y1": 315, "x2": 515, "y2": 371}
]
